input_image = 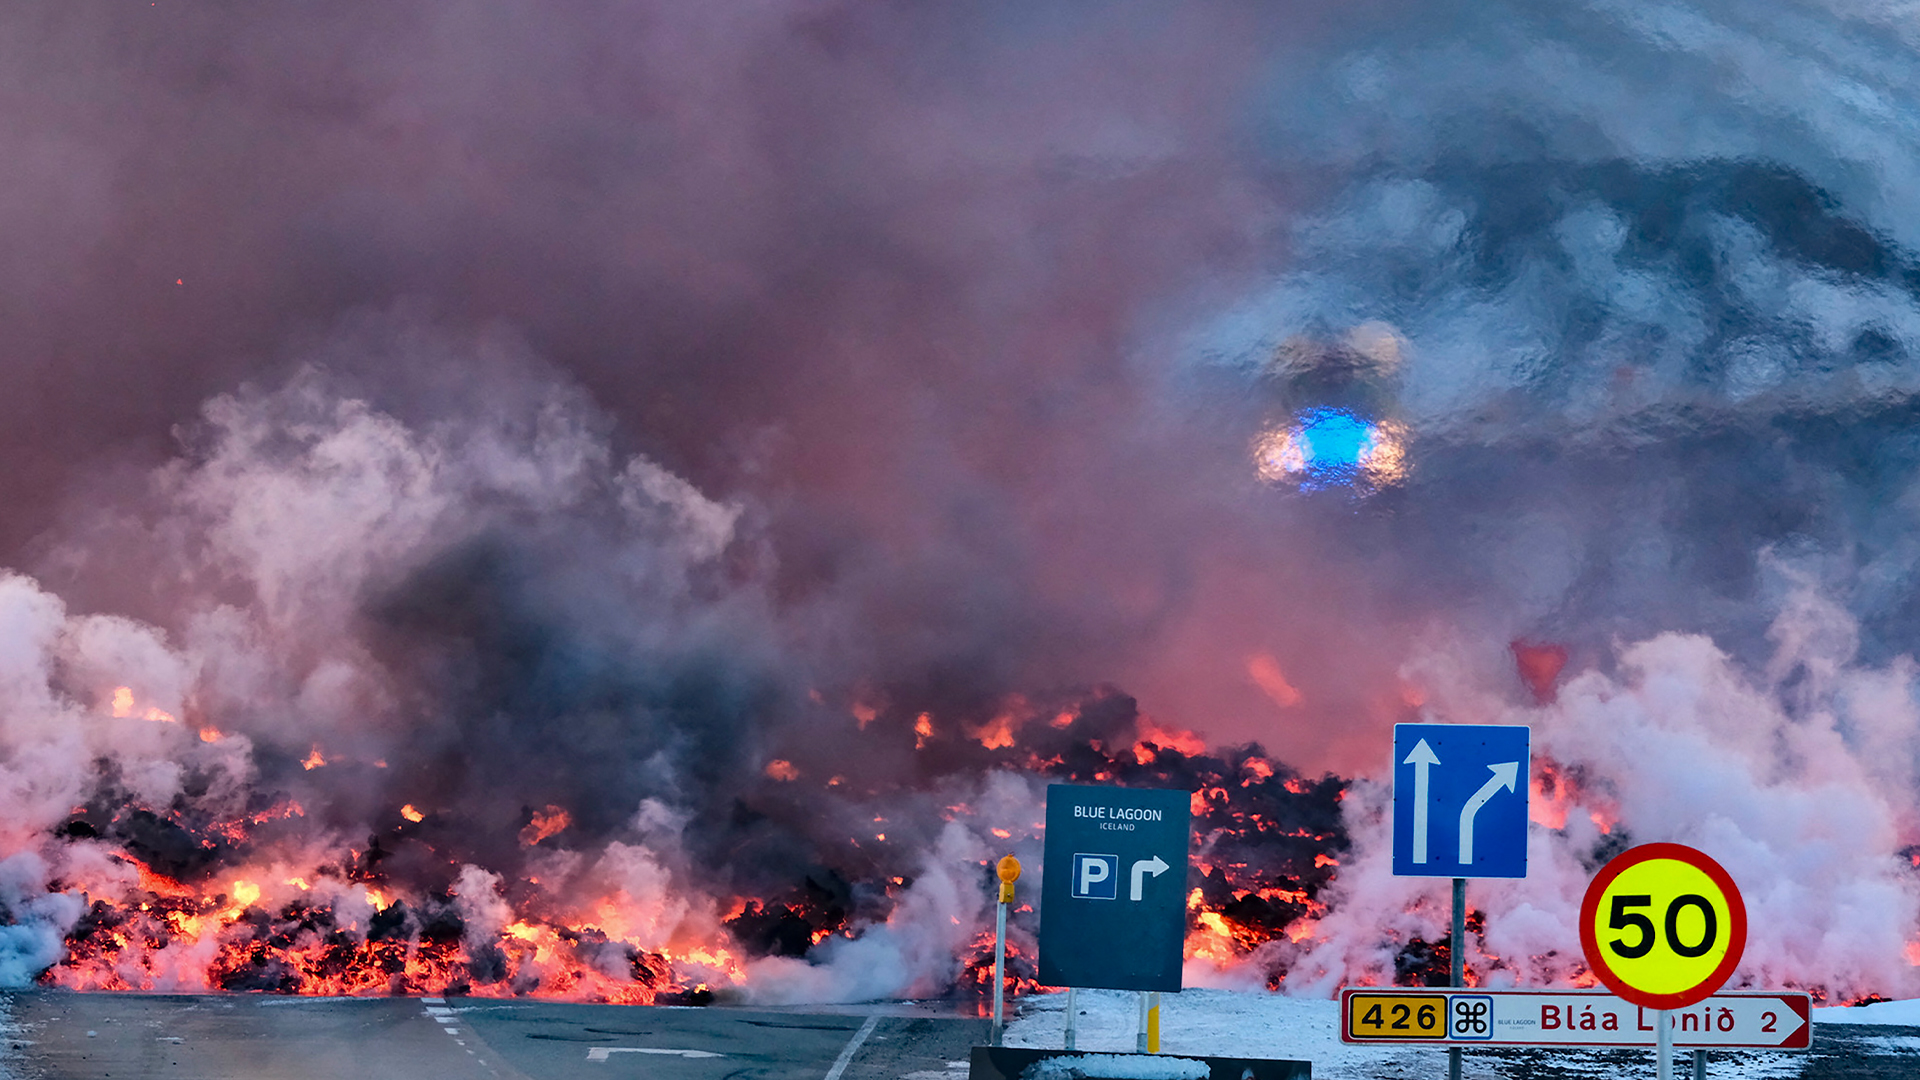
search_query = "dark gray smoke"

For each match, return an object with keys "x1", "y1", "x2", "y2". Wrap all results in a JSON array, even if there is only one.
[{"x1": 2, "y1": 0, "x2": 1920, "y2": 1000}]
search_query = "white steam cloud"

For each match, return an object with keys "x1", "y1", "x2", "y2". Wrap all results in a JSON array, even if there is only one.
[{"x1": 1279, "y1": 578, "x2": 1920, "y2": 1001}]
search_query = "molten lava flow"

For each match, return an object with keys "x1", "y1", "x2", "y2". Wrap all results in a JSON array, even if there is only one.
[
  {"x1": 969, "y1": 713, "x2": 1017, "y2": 750},
  {"x1": 518, "y1": 806, "x2": 571, "y2": 847},
  {"x1": 1529, "y1": 756, "x2": 1617, "y2": 835},
  {"x1": 42, "y1": 682, "x2": 1353, "y2": 1005},
  {"x1": 107, "y1": 686, "x2": 177, "y2": 724}
]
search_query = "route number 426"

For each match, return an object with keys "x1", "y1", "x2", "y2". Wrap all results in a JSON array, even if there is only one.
[{"x1": 1348, "y1": 994, "x2": 1445, "y2": 1039}]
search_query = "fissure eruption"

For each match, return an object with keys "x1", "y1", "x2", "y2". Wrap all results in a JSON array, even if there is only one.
[{"x1": 2, "y1": 0, "x2": 1920, "y2": 1011}]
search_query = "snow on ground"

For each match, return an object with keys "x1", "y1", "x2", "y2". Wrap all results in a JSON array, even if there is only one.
[
  {"x1": 1812, "y1": 997, "x2": 1920, "y2": 1026},
  {"x1": 1004, "y1": 988, "x2": 1916, "y2": 1080},
  {"x1": 1005, "y1": 989, "x2": 1428, "y2": 1079}
]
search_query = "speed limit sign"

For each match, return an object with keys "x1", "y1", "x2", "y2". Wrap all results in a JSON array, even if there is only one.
[{"x1": 1579, "y1": 843, "x2": 1747, "y2": 1010}]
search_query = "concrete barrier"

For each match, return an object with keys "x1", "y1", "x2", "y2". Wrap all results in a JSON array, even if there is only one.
[{"x1": 969, "y1": 1046, "x2": 1310, "y2": 1080}]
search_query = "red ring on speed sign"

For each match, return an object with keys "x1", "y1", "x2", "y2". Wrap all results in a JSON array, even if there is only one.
[{"x1": 1579, "y1": 842, "x2": 1747, "y2": 1010}]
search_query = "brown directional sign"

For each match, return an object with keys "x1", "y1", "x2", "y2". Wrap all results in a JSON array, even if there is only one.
[{"x1": 1339, "y1": 988, "x2": 1810, "y2": 1049}]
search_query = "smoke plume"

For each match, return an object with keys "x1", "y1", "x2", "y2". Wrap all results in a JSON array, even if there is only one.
[{"x1": 0, "y1": 0, "x2": 1918, "y2": 1001}]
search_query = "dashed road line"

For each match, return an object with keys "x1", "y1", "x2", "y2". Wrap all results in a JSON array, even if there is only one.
[{"x1": 421, "y1": 997, "x2": 469, "y2": 1043}]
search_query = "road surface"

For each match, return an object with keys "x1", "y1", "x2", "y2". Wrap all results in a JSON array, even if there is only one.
[
  {"x1": 2, "y1": 991, "x2": 1916, "y2": 1079},
  {"x1": 0, "y1": 992, "x2": 986, "y2": 1080}
]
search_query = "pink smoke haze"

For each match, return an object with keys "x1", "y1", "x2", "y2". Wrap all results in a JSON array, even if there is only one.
[{"x1": 0, "y1": 0, "x2": 1915, "y2": 1004}]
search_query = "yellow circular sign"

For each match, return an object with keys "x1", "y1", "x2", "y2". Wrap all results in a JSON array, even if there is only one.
[{"x1": 1579, "y1": 843, "x2": 1746, "y2": 1010}]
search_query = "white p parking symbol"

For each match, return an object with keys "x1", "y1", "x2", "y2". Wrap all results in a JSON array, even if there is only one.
[{"x1": 1071, "y1": 853, "x2": 1118, "y2": 900}]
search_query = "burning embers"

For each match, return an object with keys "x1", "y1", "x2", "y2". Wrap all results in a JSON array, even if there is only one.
[
  {"x1": 34, "y1": 682, "x2": 1351, "y2": 1004},
  {"x1": 46, "y1": 822, "x2": 730, "y2": 1003}
]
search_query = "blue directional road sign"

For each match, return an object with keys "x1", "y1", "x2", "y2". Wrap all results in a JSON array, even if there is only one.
[
  {"x1": 1392, "y1": 724, "x2": 1530, "y2": 878},
  {"x1": 1039, "y1": 784, "x2": 1189, "y2": 991}
]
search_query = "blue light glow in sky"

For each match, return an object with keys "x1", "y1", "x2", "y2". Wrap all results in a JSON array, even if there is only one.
[{"x1": 1253, "y1": 407, "x2": 1406, "y2": 492}]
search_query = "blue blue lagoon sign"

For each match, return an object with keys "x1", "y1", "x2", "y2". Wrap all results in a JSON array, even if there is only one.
[
  {"x1": 1039, "y1": 784, "x2": 1189, "y2": 991},
  {"x1": 1392, "y1": 724, "x2": 1530, "y2": 879}
]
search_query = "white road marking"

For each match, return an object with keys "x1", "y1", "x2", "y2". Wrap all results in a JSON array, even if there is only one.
[
  {"x1": 823, "y1": 1015, "x2": 882, "y2": 1080},
  {"x1": 421, "y1": 999, "x2": 465, "y2": 1040},
  {"x1": 586, "y1": 1047, "x2": 726, "y2": 1062}
]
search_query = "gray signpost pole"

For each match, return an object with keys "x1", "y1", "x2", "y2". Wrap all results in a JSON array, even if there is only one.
[
  {"x1": 1449, "y1": 876, "x2": 1465, "y2": 1080},
  {"x1": 1657, "y1": 1010, "x2": 1673, "y2": 1080},
  {"x1": 1391, "y1": 724, "x2": 1528, "y2": 1080},
  {"x1": 1693, "y1": 1049, "x2": 1706, "y2": 1079},
  {"x1": 991, "y1": 895, "x2": 1009, "y2": 1044},
  {"x1": 1064, "y1": 988, "x2": 1077, "y2": 1050},
  {"x1": 991, "y1": 856, "x2": 1020, "y2": 1046}
]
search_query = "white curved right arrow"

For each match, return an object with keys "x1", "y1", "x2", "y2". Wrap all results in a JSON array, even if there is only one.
[
  {"x1": 1458, "y1": 761, "x2": 1519, "y2": 864},
  {"x1": 1130, "y1": 855, "x2": 1169, "y2": 901}
]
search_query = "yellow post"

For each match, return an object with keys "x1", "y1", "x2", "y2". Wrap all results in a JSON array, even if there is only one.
[
  {"x1": 991, "y1": 855, "x2": 1021, "y2": 1045},
  {"x1": 1147, "y1": 991, "x2": 1160, "y2": 1053}
]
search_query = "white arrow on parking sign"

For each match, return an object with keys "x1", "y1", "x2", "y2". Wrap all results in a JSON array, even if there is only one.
[{"x1": 1130, "y1": 855, "x2": 1168, "y2": 901}]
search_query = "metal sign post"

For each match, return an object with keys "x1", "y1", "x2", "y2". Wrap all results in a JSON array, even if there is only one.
[
  {"x1": 1578, "y1": 843, "x2": 1752, "y2": 1079},
  {"x1": 990, "y1": 856, "x2": 1021, "y2": 1046},
  {"x1": 1657, "y1": 1009, "x2": 1673, "y2": 1080},
  {"x1": 1391, "y1": 724, "x2": 1529, "y2": 1080},
  {"x1": 1449, "y1": 876, "x2": 1465, "y2": 1080}
]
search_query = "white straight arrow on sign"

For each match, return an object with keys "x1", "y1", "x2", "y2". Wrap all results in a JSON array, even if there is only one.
[
  {"x1": 1130, "y1": 855, "x2": 1169, "y2": 901},
  {"x1": 1402, "y1": 739, "x2": 1440, "y2": 863},
  {"x1": 1458, "y1": 762, "x2": 1519, "y2": 864}
]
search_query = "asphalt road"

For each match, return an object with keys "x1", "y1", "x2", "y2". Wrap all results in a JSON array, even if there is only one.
[
  {"x1": 3, "y1": 992, "x2": 1915, "y2": 1080},
  {"x1": 0, "y1": 992, "x2": 989, "y2": 1080}
]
